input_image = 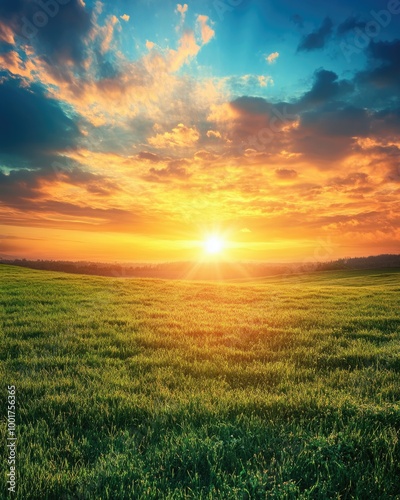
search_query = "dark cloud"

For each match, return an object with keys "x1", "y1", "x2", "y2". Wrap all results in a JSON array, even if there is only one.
[
  {"x1": 0, "y1": 40, "x2": 13, "y2": 53},
  {"x1": 0, "y1": 0, "x2": 92, "y2": 67},
  {"x1": 231, "y1": 96, "x2": 272, "y2": 115},
  {"x1": 300, "y1": 105, "x2": 370, "y2": 137},
  {"x1": 290, "y1": 105, "x2": 370, "y2": 162},
  {"x1": 297, "y1": 17, "x2": 333, "y2": 52},
  {"x1": 328, "y1": 172, "x2": 369, "y2": 188},
  {"x1": 228, "y1": 96, "x2": 298, "y2": 145},
  {"x1": 371, "y1": 108, "x2": 400, "y2": 136},
  {"x1": 0, "y1": 166, "x2": 119, "y2": 207},
  {"x1": 356, "y1": 39, "x2": 400, "y2": 90},
  {"x1": 225, "y1": 56, "x2": 398, "y2": 165},
  {"x1": 337, "y1": 16, "x2": 366, "y2": 35},
  {"x1": 275, "y1": 169, "x2": 298, "y2": 179},
  {"x1": 137, "y1": 151, "x2": 164, "y2": 163},
  {"x1": 299, "y1": 69, "x2": 354, "y2": 107},
  {"x1": 386, "y1": 164, "x2": 400, "y2": 183},
  {"x1": 0, "y1": 73, "x2": 80, "y2": 157}
]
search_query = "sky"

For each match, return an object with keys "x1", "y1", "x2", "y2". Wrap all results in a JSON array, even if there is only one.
[{"x1": 0, "y1": 0, "x2": 399, "y2": 262}]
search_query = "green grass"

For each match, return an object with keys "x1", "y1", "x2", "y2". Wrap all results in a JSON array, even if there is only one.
[{"x1": 1, "y1": 264, "x2": 400, "y2": 499}]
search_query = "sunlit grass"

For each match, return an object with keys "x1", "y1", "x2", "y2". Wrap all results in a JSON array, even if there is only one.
[{"x1": 1, "y1": 265, "x2": 399, "y2": 499}]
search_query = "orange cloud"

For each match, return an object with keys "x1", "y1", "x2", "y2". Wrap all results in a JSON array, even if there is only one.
[
  {"x1": 168, "y1": 31, "x2": 201, "y2": 72},
  {"x1": 266, "y1": 51, "x2": 279, "y2": 64},
  {"x1": 176, "y1": 4, "x2": 188, "y2": 20},
  {"x1": 258, "y1": 75, "x2": 274, "y2": 87},
  {"x1": 100, "y1": 15, "x2": 119, "y2": 54},
  {"x1": 208, "y1": 103, "x2": 240, "y2": 123},
  {"x1": 197, "y1": 15, "x2": 215, "y2": 44},
  {"x1": 0, "y1": 22, "x2": 15, "y2": 44},
  {"x1": 207, "y1": 130, "x2": 222, "y2": 139},
  {"x1": 148, "y1": 124, "x2": 200, "y2": 149},
  {"x1": 0, "y1": 51, "x2": 36, "y2": 79},
  {"x1": 177, "y1": 4, "x2": 188, "y2": 14}
]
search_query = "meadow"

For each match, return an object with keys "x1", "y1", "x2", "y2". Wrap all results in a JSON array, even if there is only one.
[{"x1": 1, "y1": 264, "x2": 400, "y2": 499}]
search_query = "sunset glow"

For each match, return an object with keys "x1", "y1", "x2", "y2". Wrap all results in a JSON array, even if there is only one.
[
  {"x1": 204, "y1": 237, "x2": 224, "y2": 256},
  {"x1": 0, "y1": 1, "x2": 399, "y2": 262}
]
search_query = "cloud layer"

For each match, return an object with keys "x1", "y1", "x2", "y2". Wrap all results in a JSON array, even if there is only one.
[{"x1": 0, "y1": 2, "x2": 399, "y2": 260}]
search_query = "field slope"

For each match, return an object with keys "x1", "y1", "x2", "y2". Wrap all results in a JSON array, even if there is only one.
[{"x1": 1, "y1": 265, "x2": 400, "y2": 499}]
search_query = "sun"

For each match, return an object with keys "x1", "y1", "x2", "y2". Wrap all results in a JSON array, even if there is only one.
[{"x1": 204, "y1": 236, "x2": 224, "y2": 255}]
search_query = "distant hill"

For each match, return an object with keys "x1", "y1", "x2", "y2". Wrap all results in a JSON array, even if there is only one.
[{"x1": 1, "y1": 254, "x2": 400, "y2": 280}]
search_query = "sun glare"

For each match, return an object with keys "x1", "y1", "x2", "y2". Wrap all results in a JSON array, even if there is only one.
[{"x1": 204, "y1": 236, "x2": 224, "y2": 255}]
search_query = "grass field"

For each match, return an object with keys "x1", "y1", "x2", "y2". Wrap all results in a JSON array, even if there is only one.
[{"x1": 1, "y1": 264, "x2": 400, "y2": 499}]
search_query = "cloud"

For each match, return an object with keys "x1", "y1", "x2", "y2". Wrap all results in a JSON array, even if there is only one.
[
  {"x1": 0, "y1": 73, "x2": 80, "y2": 157},
  {"x1": 266, "y1": 51, "x2": 279, "y2": 64},
  {"x1": 297, "y1": 17, "x2": 333, "y2": 52},
  {"x1": 222, "y1": 74, "x2": 274, "y2": 94},
  {"x1": 0, "y1": 1, "x2": 219, "y2": 130},
  {"x1": 145, "y1": 159, "x2": 191, "y2": 182},
  {"x1": 299, "y1": 69, "x2": 354, "y2": 107},
  {"x1": 223, "y1": 96, "x2": 298, "y2": 147},
  {"x1": 148, "y1": 124, "x2": 200, "y2": 149},
  {"x1": 328, "y1": 172, "x2": 369, "y2": 188},
  {"x1": 275, "y1": 169, "x2": 298, "y2": 179},
  {"x1": 0, "y1": 21, "x2": 15, "y2": 44},
  {"x1": 356, "y1": 39, "x2": 400, "y2": 90},
  {"x1": 1, "y1": 0, "x2": 398, "y2": 258},
  {"x1": 292, "y1": 105, "x2": 370, "y2": 162},
  {"x1": 197, "y1": 15, "x2": 215, "y2": 44},
  {"x1": 206, "y1": 130, "x2": 222, "y2": 139},
  {"x1": 120, "y1": 14, "x2": 130, "y2": 22},
  {"x1": 176, "y1": 4, "x2": 188, "y2": 20},
  {"x1": 146, "y1": 40, "x2": 155, "y2": 50},
  {"x1": 99, "y1": 15, "x2": 119, "y2": 54},
  {"x1": 258, "y1": 75, "x2": 274, "y2": 87},
  {"x1": 168, "y1": 30, "x2": 201, "y2": 71},
  {"x1": 337, "y1": 16, "x2": 366, "y2": 35},
  {"x1": 137, "y1": 151, "x2": 164, "y2": 163},
  {"x1": 0, "y1": 165, "x2": 119, "y2": 208},
  {"x1": 0, "y1": 0, "x2": 93, "y2": 67}
]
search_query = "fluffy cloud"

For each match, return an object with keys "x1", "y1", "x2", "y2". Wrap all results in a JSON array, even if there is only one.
[
  {"x1": 148, "y1": 124, "x2": 201, "y2": 149},
  {"x1": 266, "y1": 51, "x2": 279, "y2": 64},
  {"x1": 197, "y1": 15, "x2": 215, "y2": 44},
  {"x1": 177, "y1": 4, "x2": 188, "y2": 19},
  {"x1": 299, "y1": 69, "x2": 354, "y2": 107}
]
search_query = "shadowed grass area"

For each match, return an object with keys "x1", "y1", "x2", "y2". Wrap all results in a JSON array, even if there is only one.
[{"x1": 1, "y1": 265, "x2": 400, "y2": 499}]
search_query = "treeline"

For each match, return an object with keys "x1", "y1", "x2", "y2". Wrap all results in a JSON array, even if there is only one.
[{"x1": 1, "y1": 254, "x2": 399, "y2": 279}]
